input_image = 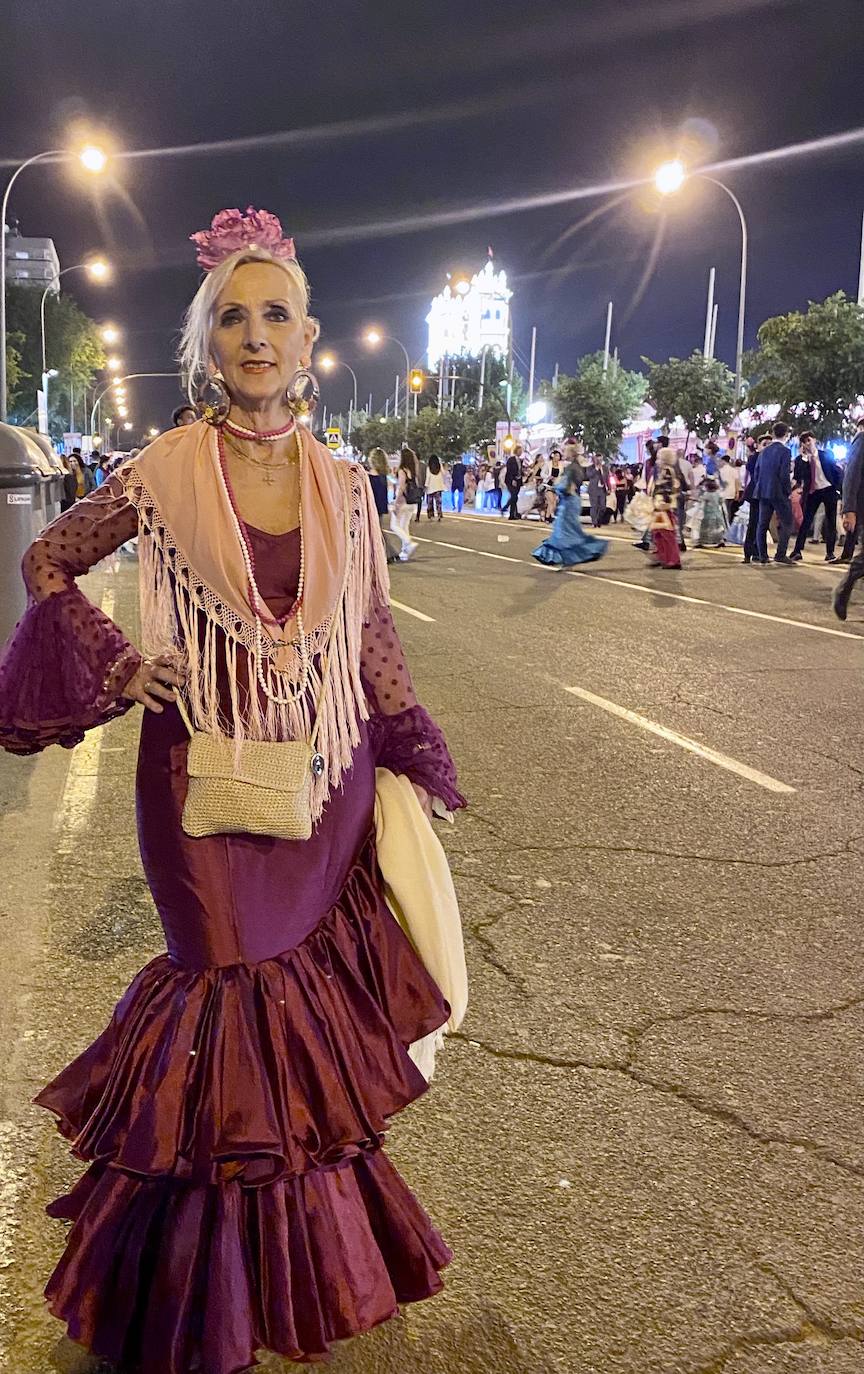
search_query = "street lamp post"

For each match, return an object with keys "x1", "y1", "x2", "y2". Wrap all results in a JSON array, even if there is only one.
[
  {"x1": 39, "y1": 259, "x2": 110, "y2": 425},
  {"x1": 655, "y1": 161, "x2": 748, "y2": 410},
  {"x1": 364, "y1": 330, "x2": 411, "y2": 436},
  {"x1": 89, "y1": 372, "x2": 181, "y2": 438},
  {"x1": 317, "y1": 354, "x2": 358, "y2": 412},
  {"x1": 1, "y1": 144, "x2": 107, "y2": 421}
]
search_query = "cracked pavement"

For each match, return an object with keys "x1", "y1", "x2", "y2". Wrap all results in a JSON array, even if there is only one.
[{"x1": 1, "y1": 520, "x2": 863, "y2": 1372}]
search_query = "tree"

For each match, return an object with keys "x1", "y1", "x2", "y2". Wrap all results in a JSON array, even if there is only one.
[
  {"x1": 5, "y1": 283, "x2": 107, "y2": 436},
  {"x1": 406, "y1": 406, "x2": 473, "y2": 461},
  {"x1": 643, "y1": 350, "x2": 735, "y2": 440},
  {"x1": 5, "y1": 333, "x2": 25, "y2": 409},
  {"x1": 349, "y1": 414, "x2": 405, "y2": 456},
  {"x1": 745, "y1": 291, "x2": 864, "y2": 440},
  {"x1": 546, "y1": 351, "x2": 646, "y2": 458}
]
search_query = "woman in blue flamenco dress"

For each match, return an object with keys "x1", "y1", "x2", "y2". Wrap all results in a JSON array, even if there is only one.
[{"x1": 532, "y1": 448, "x2": 609, "y2": 570}]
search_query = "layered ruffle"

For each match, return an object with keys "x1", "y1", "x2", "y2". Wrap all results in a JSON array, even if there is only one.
[
  {"x1": 368, "y1": 704, "x2": 466, "y2": 812},
  {"x1": 46, "y1": 1149, "x2": 451, "y2": 1373},
  {"x1": 0, "y1": 588, "x2": 139, "y2": 754},
  {"x1": 36, "y1": 850, "x2": 450, "y2": 1187}
]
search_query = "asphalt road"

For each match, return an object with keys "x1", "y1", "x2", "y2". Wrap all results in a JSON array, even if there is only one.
[{"x1": 1, "y1": 511, "x2": 863, "y2": 1374}]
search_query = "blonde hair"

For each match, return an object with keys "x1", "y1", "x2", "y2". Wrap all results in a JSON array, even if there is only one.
[{"x1": 179, "y1": 248, "x2": 320, "y2": 394}]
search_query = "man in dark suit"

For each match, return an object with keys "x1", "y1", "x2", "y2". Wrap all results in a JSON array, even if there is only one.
[
  {"x1": 754, "y1": 422, "x2": 794, "y2": 565},
  {"x1": 450, "y1": 458, "x2": 466, "y2": 513},
  {"x1": 504, "y1": 447, "x2": 522, "y2": 520},
  {"x1": 832, "y1": 417, "x2": 864, "y2": 619},
  {"x1": 790, "y1": 432, "x2": 843, "y2": 562},
  {"x1": 741, "y1": 434, "x2": 768, "y2": 564}
]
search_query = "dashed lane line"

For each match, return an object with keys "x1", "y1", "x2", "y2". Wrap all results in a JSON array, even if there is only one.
[
  {"x1": 560, "y1": 683, "x2": 796, "y2": 795},
  {"x1": 390, "y1": 597, "x2": 436, "y2": 623},
  {"x1": 411, "y1": 535, "x2": 864, "y2": 643}
]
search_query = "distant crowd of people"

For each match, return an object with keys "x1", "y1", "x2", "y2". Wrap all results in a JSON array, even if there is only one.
[
  {"x1": 57, "y1": 446, "x2": 131, "y2": 511},
  {"x1": 56, "y1": 404, "x2": 864, "y2": 617},
  {"x1": 357, "y1": 420, "x2": 864, "y2": 596}
]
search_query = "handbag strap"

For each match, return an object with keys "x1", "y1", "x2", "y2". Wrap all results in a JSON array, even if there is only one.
[{"x1": 173, "y1": 460, "x2": 354, "y2": 752}]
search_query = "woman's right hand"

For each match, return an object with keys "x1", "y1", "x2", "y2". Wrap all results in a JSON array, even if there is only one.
[{"x1": 122, "y1": 654, "x2": 185, "y2": 713}]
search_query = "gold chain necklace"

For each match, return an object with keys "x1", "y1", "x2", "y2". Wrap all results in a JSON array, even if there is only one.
[{"x1": 224, "y1": 433, "x2": 299, "y2": 485}]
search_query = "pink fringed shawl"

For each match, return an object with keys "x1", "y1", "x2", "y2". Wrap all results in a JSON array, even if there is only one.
[{"x1": 119, "y1": 422, "x2": 389, "y2": 821}]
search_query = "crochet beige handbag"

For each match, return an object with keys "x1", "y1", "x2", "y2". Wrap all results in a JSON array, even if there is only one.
[{"x1": 176, "y1": 694, "x2": 325, "y2": 841}]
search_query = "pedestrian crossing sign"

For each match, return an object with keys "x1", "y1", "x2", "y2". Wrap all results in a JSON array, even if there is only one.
[{"x1": 325, "y1": 427, "x2": 342, "y2": 450}]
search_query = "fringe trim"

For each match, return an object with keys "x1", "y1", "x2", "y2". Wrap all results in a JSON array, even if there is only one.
[{"x1": 122, "y1": 459, "x2": 391, "y2": 824}]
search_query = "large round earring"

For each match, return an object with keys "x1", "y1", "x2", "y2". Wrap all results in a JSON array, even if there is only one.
[
  {"x1": 195, "y1": 371, "x2": 231, "y2": 426},
  {"x1": 285, "y1": 367, "x2": 320, "y2": 419}
]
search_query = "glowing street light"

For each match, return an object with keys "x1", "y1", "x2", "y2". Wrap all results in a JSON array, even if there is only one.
[
  {"x1": 317, "y1": 350, "x2": 358, "y2": 412},
  {"x1": 654, "y1": 159, "x2": 686, "y2": 196},
  {"x1": 101, "y1": 325, "x2": 121, "y2": 345},
  {"x1": 117, "y1": 406, "x2": 129, "y2": 418},
  {"x1": 454, "y1": 278, "x2": 471, "y2": 296},
  {"x1": 147, "y1": 427, "x2": 160, "y2": 438},
  {"x1": 123, "y1": 421, "x2": 133, "y2": 431},
  {"x1": 79, "y1": 145, "x2": 108, "y2": 174},
  {"x1": 86, "y1": 257, "x2": 111, "y2": 281},
  {"x1": 364, "y1": 329, "x2": 382, "y2": 346},
  {"x1": 106, "y1": 356, "x2": 123, "y2": 372}
]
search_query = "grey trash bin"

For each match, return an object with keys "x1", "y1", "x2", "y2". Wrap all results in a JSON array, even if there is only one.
[{"x1": 0, "y1": 423, "x2": 63, "y2": 647}]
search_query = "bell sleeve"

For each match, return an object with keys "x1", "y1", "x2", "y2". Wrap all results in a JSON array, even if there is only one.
[
  {"x1": 0, "y1": 476, "x2": 142, "y2": 755},
  {"x1": 361, "y1": 591, "x2": 466, "y2": 812}
]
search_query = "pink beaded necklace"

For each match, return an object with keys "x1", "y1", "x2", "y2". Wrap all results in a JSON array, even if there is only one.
[{"x1": 223, "y1": 416, "x2": 297, "y2": 443}]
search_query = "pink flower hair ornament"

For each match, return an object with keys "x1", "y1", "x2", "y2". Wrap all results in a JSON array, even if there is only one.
[{"x1": 190, "y1": 207, "x2": 297, "y2": 271}]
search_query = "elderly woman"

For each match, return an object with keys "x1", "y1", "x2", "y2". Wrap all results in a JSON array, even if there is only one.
[{"x1": 0, "y1": 209, "x2": 464, "y2": 1374}]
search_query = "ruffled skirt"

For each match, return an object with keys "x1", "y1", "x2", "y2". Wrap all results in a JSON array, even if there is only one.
[
  {"x1": 531, "y1": 492, "x2": 608, "y2": 568},
  {"x1": 35, "y1": 841, "x2": 452, "y2": 1372}
]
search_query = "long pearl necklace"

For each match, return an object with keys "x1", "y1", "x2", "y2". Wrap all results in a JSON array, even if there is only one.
[{"x1": 216, "y1": 429, "x2": 310, "y2": 706}]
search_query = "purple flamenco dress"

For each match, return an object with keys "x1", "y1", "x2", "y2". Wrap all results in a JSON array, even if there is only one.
[{"x1": 0, "y1": 478, "x2": 466, "y2": 1374}]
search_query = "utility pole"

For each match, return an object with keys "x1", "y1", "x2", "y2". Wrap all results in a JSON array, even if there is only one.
[
  {"x1": 602, "y1": 301, "x2": 613, "y2": 373},
  {"x1": 709, "y1": 303, "x2": 718, "y2": 360},
  {"x1": 528, "y1": 325, "x2": 537, "y2": 406},
  {"x1": 703, "y1": 267, "x2": 716, "y2": 359}
]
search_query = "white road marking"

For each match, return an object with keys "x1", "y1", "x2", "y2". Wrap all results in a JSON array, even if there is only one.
[
  {"x1": 390, "y1": 597, "x2": 436, "y2": 623},
  {"x1": 413, "y1": 536, "x2": 523, "y2": 565},
  {"x1": 452, "y1": 511, "x2": 845, "y2": 572},
  {"x1": 561, "y1": 683, "x2": 796, "y2": 794},
  {"x1": 415, "y1": 533, "x2": 864, "y2": 642}
]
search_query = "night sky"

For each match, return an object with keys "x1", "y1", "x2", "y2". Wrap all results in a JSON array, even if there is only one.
[{"x1": 3, "y1": 0, "x2": 863, "y2": 432}]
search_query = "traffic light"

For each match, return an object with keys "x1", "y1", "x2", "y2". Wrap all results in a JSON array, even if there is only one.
[{"x1": 409, "y1": 369, "x2": 424, "y2": 392}]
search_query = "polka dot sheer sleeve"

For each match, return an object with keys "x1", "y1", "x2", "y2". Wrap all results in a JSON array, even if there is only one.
[
  {"x1": 361, "y1": 593, "x2": 466, "y2": 811},
  {"x1": 0, "y1": 477, "x2": 142, "y2": 755}
]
